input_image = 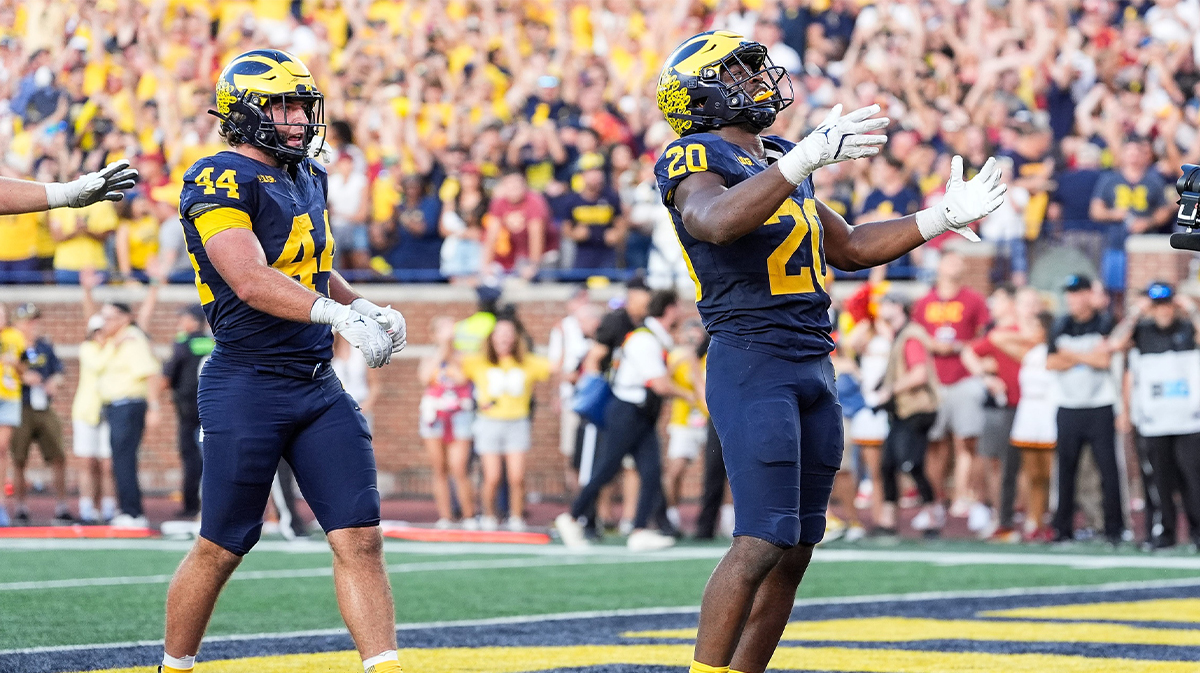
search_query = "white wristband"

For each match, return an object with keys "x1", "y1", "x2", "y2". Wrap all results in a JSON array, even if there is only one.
[
  {"x1": 310, "y1": 296, "x2": 341, "y2": 325},
  {"x1": 350, "y1": 297, "x2": 377, "y2": 315},
  {"x1": 776, "y1": 146, "x2": 815, "y2": 186},
  {"x1": 915, "y1": 207, "x2": 948, "y2": 242},
  {"x1": 44, "y1": 182, "x2": 68, "y2": 210}
]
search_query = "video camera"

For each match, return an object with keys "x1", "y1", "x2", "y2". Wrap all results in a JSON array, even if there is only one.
[{"x1": 1173, "y1": 164, "x2": 1200, "y2": 251}]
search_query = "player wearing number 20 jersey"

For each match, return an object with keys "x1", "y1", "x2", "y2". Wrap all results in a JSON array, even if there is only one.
[
  {"x1": 656, "y1": 132, "x2": 832, "y2": 360},
  {"x1": 180, "y1": 150, "x2": 333, "y2": 366},
  {"x1": 657, "y1": 30, "x2": 1008, "y2": 673}
]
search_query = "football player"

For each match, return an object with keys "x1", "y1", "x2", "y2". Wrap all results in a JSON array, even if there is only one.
[
  {"x1": 160, "y1": 50, "x2": 406, "y2": 673},
  {"x1": 654, "y1": 32, "x2": 1006, "y2": 673},
  {"x1": 0, "y1": 159, "x2": 137, "y2": 215}
]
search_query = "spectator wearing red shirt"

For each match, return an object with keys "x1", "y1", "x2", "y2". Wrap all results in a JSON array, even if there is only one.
[
  {"x1": 911, "y1": 252, "x2": 990, "y2": 525},
  {"x1": 962, "y1": 285, "x2": 1025, "y2": 540},
  {"x1": 483, "y1": 171, "x2": 548, "y2": 280}
]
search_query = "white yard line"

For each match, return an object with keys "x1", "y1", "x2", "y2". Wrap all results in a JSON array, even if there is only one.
[
  {"x1": 7, "y1": 575, "x2": 1200, "y2": 657},
  {"x1": 0, "y1": 549, "x2": 726, "y2": 591}
]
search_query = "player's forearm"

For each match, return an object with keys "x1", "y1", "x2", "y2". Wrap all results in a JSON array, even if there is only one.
[
  {"x1": 829, "y1": 214, "x2": 928, "y2": 270},
  {"x1": 328, "y1": 270, "x2": 362, "y2": 305},
  {"x1": 0, "y1": 177, "x2": 51, "y2": 215},
  {"x1": 679, "y1": 168, "x2": 798, "y2": 246},
  {"x1": 228, "y1": 264, "x2": 322, "y2": 323}
]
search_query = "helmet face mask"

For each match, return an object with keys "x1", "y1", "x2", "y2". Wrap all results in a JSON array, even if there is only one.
[
  {"x1": 658, "y1": 32, "x2": 794, "y2": 137},
  {"x1": 212, "y1": 50, "x2": 326, "y2": 166}
]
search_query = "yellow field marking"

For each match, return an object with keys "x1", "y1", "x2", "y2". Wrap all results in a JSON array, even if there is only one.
[
  {"x1": 985, "y1": 598, "x2": 1200, "y2": 623},
  {"x1": 627, "y1": 616, "x2": 1200, "y2": 646},
  {"x1": 75, "y1": 643, "x2": 1200, "y2": 673}
]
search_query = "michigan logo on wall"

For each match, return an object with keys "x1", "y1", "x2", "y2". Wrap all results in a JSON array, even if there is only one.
[{"x1": 16, "y1": 584, "x2": 1200, "y2": 673}]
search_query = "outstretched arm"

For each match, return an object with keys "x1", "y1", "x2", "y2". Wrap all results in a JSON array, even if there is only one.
[
  {"x1": 0, "y1": 160, "x2": 138, "y2": 216},
  {"x1": 675, "y1": 104, "x2": 888, "y2": 246},
  {"x1": 824, "y1": 156, "x2": 1006, "y2": 271}
]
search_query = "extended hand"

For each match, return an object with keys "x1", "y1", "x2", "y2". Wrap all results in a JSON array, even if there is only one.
[
  {"x1": 312, "y1": 298, "x2": 393, "y2": 367},
  {"x1": 915, "y1": 155, "x2": 1007, "y2": 242},
  {"x1": 777, "y1": 104, "x2": 890, "y2": 185},
  {"x1": 351, "y1": 298, "x2": 408, "y2": 353},
  {"x1": 45, "y1": 160, "x2": 139, "y2": 209}
]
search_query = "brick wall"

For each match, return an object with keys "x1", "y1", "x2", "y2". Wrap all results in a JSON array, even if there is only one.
[
  {"x1": 1125, "y1": 235, "x2": 1198, "y2": 300},
  {"x1": 2, "y1": 283, "x2": 716, "y2": 504}
]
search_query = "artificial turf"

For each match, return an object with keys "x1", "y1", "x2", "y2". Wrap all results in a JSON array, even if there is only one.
[{"x1": 3, "y1": 540, "x2": 1200, "y2": 651}]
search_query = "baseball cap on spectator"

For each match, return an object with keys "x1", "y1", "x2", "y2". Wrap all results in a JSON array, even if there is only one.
[
  {"x1": 1063, "y1": 274, "x2": 1093, "y2": 293},
  {"x1": 1147, "y1": 281, "x2": 1175, "y2": 303},
  {"x1": 13, "y1": 303, "x2": 40, "y2": 320},
  {"x1": 537, "y1": 75, "x2": 560, "y2": 89}
]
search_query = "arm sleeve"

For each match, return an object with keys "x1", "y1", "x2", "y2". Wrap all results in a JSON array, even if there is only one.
[
  {"x1": 627, "y1": 332, "x2": 668, "y2": 381},
  {"x1": 904, "y1": 339, "x2": 927, "y2": 368},
  {"x1": 654, "y1": 134, "x2": 744, "y2": 207},
  {"x1": 1091, "y1": 172, "x2": 1117, "y2": 205},
  {"x1": 179, "y1": 157, "x2": 259, "y2": 244}
]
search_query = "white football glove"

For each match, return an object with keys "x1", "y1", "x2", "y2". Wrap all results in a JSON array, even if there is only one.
[
  {"x1": 311, "y1": 297, "x2": 393, "y2": 368},
  {"x1": 915, "y1": 155, "x2": 1007, "y2": 242},
  {"x1": 351, "y1": 297, "x2": 407, "y2": 354},
  {"x1": 45, "y1": 159, "x2": 139, "y2": 209},
  {"x1": 777, "y1": 104, "x2": 890, "y2": 185}
]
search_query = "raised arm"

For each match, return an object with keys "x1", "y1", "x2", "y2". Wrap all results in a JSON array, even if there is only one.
[
  {"x1": 0, "y1": 160, "x2": 137, "y2": 216},
  {"x1": 676, "y1": 104, "x2": 889, "y2": 246},
  {"x1": 823, "y1": 156, "x2": 1006, "y2": 271}
]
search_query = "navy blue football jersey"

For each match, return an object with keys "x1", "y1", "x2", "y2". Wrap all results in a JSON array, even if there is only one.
[
  {"x1": 179, "y1": 151, "x2": 334, "y2": 366},
  {"x1": 655, "y1": 133, "x2": 833, "y2": 360}
]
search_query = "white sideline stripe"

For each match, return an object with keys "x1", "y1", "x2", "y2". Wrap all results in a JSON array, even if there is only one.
[
  {"x1": 0, "y1": 550, "x2": 727, "y2": 592},
  {"x1": 7, "y1": 575, "x2": 1200, "y2": 657},
  {"x1": 7, "y1": 537, "x2": 1200, "y2": 569}
]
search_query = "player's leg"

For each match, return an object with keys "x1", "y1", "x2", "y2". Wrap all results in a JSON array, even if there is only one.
[
  {"x1": 163, "y1": 537, "x2": 243, "y2": 665},
  {"x1": 728, "y1": 357, "x2": 842, "y2": 673},
  {"x1": 691, "y1": 341, "x2": 805, "y2": 670},
  {"x1": 287, "y1": 379, "x2": 396, "y2": 667},
  {"x1": 327, "y1": 526, "x2": 397, "y2": 660},
  {"x1": 164, "y1": 365, "x2": 286, "y2": 669}
]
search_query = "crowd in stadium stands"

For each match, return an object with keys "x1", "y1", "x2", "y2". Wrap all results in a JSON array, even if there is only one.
[
  {"x1": 0, "y1": 0, "x2": 1196, "y2": 285},
  {"x1": 4, "y1": 0, "x2": 1200, "y2": 549}
]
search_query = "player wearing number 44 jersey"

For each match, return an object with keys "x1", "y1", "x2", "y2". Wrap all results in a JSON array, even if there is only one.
[
  {"x1": 654, "y1": 31, "x2": 1008, "y2": 673},
  {"x1": 161, "y1": 50, "x2": 405, "y2": 673}
]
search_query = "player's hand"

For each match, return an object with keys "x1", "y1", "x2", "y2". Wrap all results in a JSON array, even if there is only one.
[
  {"x1": 351, "y1": 297, "x2": 407, "y2": 354},
  {"x1": 777, "y1": 104, "x2": 890, "y2": 185},
  {"x1": 45, "y1": 159, "x2": 139, "y2": 209},
  {"x1": 311, "y1": 297, "x2": 393, "y2": 367},
  {"x1": 915, "y1": 156, "x2": 1006, "y2": 242}
]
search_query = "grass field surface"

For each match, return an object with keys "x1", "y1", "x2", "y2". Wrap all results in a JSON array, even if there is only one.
[{"x1": 2, "y1": 536, "x2": 1199, "y2": 672}]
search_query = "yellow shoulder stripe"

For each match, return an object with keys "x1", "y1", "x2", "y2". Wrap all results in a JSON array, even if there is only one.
[{"x1": 195, "y1": 207, "x2": 252, "y2": 245}]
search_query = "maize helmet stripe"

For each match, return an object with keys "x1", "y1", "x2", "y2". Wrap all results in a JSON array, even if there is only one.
[{"x1": 671, "y1": 31, "x2": 747, "y2": 77}]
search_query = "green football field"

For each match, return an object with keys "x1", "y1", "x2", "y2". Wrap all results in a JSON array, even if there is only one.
[{"x1": 4, "y1": 536, "x2": 1200, "y2": 672}]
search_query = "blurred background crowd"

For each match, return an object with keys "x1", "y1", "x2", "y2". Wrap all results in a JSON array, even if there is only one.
[{"x1": 1, "y1": 0, "x2": 1199, "y2": 287}]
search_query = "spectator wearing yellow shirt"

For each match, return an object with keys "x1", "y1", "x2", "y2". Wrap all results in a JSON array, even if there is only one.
[
  {"x1": 115, "y1": 194, "x2": 160, "y2": 283},
  {"x1": 0, "y1": 304, "x2": 27, "y2": 526},
  {"x1": 74, "y1": 312, "x2": 116, "y2": 524},
  {"x1": 50, "y1": 200, "x2": 119, "y2": 284},
  {"x1": 663, "y1": 319, "x2": 709, "y2": 532},
  {"x1": 96, "y1": 301, "x2": 161, "y2": 528},
  {"x1": 462, "y1": 319, "x2": 551, "y2": 532},
  {"x1": 0, "y1": 210, "x2": 45, "y2": 283}
]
